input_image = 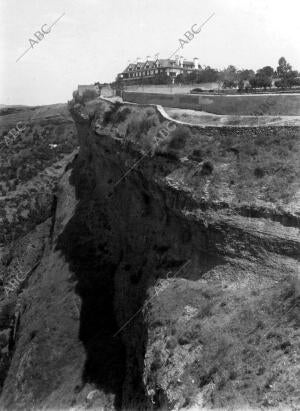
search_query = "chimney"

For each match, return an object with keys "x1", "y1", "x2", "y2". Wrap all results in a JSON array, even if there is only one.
[
  {"x1": 180, "y1": 56, "x2": 184, "y2": 67},
  {"x1": 193, "y1": 57, "x2": 199, "y2": 69},
  {"x1": 175, "y1": 55, "x2": 180, "y2": 65}
]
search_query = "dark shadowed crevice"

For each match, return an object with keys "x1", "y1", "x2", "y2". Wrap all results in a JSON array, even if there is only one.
[
  {"x1": 54, "y1": 143, "x2": 229, "y2": 410},
  {"x1": 55, "y1": 197, "x2": 126, "y2": 409}
]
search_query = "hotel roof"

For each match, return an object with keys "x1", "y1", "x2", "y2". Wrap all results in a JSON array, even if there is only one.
[{"x1": 122, "y1": 58, "x2": 196, "y2": 73}]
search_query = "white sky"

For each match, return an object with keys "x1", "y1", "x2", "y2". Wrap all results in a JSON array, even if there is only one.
[{"x1": 0, "y1": 0, "x2": 299, "y2": 105}]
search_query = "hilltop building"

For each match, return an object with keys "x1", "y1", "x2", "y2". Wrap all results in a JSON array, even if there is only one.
[{"x1": 117, "y1": 57, "x2": 201, "y2": 84}]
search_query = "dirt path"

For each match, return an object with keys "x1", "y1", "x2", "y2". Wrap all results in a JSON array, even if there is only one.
[{"x1": 164, "y1": 107, "x2": 300, "y2": 127}]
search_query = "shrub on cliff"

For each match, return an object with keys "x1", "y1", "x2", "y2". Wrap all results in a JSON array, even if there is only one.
[
  {"x1": 254, "y1": 167, "x2": 265, "y2": 178},
  {"x1": 115, "y1": 107, "x2": 131, "y2": 123},
  {"x1": 126, "y1": 113, "x2": 158, "y2": 142},
  {"x1": 167, "y1": 126, "x2": 190, "y2": 150},
  {"x1": 201, "y1": 161, "x2": 214, "y2": 176},
  {"x1": 153, "y1": 125, "x2": 191, "y2": 159},
  {"x1": 103, "y1": 106, "x2": 117, "y2": 125},
  {"x1": 188, "y1": 149, "x2": 203, "y2": 163},
  {"x1": 102, "y1": 102, "x2": 131, "y2": 126},
  {"x1": 139, "y1": 116, "x2": 158, "y2": 135}
]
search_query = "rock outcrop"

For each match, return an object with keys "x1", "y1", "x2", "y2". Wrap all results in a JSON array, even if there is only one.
[{"x1": 0, "y1": 99, "x2": 299, "y2": 410}]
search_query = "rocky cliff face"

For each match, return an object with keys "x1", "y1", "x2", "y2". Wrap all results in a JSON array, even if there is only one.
[
  {"x1": 0, "y1": 103, "x2": 78, "y2": 407},
  {"x1": 0, "y1": 99, "x2": 299, "y2": 410},
  {"x1": 0, "y1": 103, "x2": 77, "y2": 245}
]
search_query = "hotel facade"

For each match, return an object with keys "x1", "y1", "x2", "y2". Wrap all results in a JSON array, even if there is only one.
[{"x1": 117, "y1": 57, "x2": 201, "y2": 84}]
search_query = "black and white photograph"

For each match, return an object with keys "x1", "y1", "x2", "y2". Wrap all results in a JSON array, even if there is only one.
[{"x1": 0, "y1": 0, "x2": 300, "y2": 409}]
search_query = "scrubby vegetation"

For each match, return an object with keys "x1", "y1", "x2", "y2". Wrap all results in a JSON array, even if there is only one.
[
  {"x1": 0, "y1": 114, "x2": 76, "y2": 195},
  {"x1": 178, "y1": 125, "x2": 300, "y2": 204},
  {"x1": 126, "y1": 113, "x2": 158, "y2": 140},
  {"x1": 96, "y1": 100, "x2": 300, "y2": 205},
  {"x1": 103, "y1": 103, "x2": 132, "y2": 126},
  {"x1": 145, "y1": 272, "x2": 300, "y2": 408},
  {"x1": 0, "y1": 104, "x2": 77, "y2": 244},
  {"x1": 72, "y1": 100, "x2": 294, "y2": 220},
  {"x1": 167, "y1": 126, "x2": 190, "y2": 150}
]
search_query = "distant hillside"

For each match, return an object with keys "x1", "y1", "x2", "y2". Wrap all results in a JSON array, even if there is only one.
[{"x1": 0, "y1": 103, "x2": 77, "y2": 243}]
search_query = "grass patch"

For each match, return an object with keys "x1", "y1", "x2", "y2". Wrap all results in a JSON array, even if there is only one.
[{"x1": 181, "y1": 126, "x2": 300, "y2": 203}]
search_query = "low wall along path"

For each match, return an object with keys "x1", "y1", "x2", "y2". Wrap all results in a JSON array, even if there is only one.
[{"x1": 122, "y1": 91, "x2": 300, "y2": 116}]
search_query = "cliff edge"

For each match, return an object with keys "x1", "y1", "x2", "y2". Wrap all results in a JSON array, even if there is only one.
[{"x1": 0, "y1": 98, "x2": 299, "y2": 410}]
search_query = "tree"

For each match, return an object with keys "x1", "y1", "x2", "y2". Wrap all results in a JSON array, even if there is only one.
[
  {"x1": 277, "y1": 57, "x2": 291, "y2": 78},
  {"x1": 250, "y1": 75, "x2": 272, "y2": 90},
  {"x1": 237, "y1": 79, "x2": 244, "y2": 92},
  {"x1": 291, "y1": 77, "x2": 300, "y2": 87},
  {"x1": 274, "y1": 79, "x2": 285, "y2": 89},
  {"x1": 253, "y1": 66, "x2": 274, "y2": 90},
  {"x1": 196, "y1": 67, "x2": 219, "y2": 83},
  {"x1": 175, "y1": 73, "x2": 185, "y2": 84},
  {"x1": 219, "y1": 65, "x2": 238, "y2": 83},
  {"x1": 222, "y1": 79, "x2": 237, "y2": 89},
  {"x1": 276, "y1": 57, "x2": 297, "y2": 88},
  {"x1": 286, "y1": 70, "x2": 299, "y2": 87},
  {"x1": 258, "y1": 66, "x2": 274, "y2": 78},
  {"x1": 237, "y1": 69, "x2": 255, "y2": 81},
  {"x1": 248, "y1": 66, "x2": 274, "y2": 90},
  {"x1": 187, "y1": 70, "x2": 198, "y2": 83}
]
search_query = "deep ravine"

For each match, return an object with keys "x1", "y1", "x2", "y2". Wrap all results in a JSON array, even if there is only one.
[{"x1": 0, "y1": 99, "x2": 299, "y2": 410}]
